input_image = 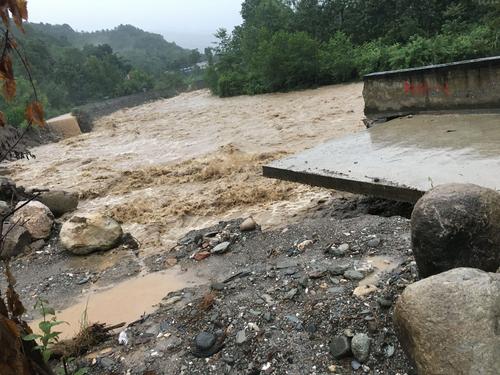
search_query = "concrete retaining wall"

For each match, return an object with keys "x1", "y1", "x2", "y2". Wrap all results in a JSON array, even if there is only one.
[{"x1": 363, "y1": 56, "x2": 500, "y2": 120}]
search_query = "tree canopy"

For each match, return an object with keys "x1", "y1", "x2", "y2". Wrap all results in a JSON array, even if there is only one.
[{"x1": 206, "y1": 0, "x2": 500, "y2": 97}]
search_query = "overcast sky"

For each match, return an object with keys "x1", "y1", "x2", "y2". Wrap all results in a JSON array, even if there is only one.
[{"x1": 28, "y1": 0, "x2": 244, "y2": 50}]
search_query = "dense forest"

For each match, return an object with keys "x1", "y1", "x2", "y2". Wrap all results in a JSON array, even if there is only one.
[
  {"x1": 2, "y1": 23, "x2": 203, "y2": 126},
  {"x1": 206, "y1": 0, "x2": 500, "y2": 97}
]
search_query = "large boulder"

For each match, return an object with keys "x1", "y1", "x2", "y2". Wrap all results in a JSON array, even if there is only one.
[
  {"x1": 12, "y1": 201, "x2": 54, "y2": 240},
  {"x1": 38, "y1": 190, "x2": 79, "y2": 217},
  {"x1": 411, "y1": 184, "x2": 500, "y2": 277},
  {"x1": 0, "y1": 224, "x2": 31, "y2": 259},
  {"x1": 394, "y1": 268, "x2": 500, "y2": 375},
  {"x1": 60, "y1": 213, "x2": 123, "y2": 255}
]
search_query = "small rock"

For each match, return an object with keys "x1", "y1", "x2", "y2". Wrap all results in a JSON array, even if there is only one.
[
  {"x1": 211, "y1": 282, "x2": 226, "y2": 291},
  {"x1": 235, "y1": 329, "x2": 247, "y2": 344},
  {"x1": 284, "y1": 288, "x2": 298, "y2": 299},
  {"x1": 344, "y1": 269, "x2": 365, "y2": 281},
  {"x1": 353, "y1": 284, "x2": 378, "y2": 298},
  {"x1": 164, "y1": 296, "x2": 182, "y2": 305},
  {"x1": 212, "y1": 241, "x2": 230, "y2": 254},
  {"x1": 297, "y1": 239, "x2": 314, "y2": 251},
  {"x1": 193, "y1": 251, "x2": 211, "y2": 261},
  {"x1": 29, "y1": 239, "x2": 46, "y2": 252},
  {"x1": 328, "y1": 365, "x2": 337, "y2": 373},
  {"x1": 351, "y1": 333, "x2": 371, "y2": 363},
  {"x1": 338, "y1": 243, "x2": 350, "y2": 251},
  {"x1": 305, "y1": 323, "x2": 317, "y2": 334},
  {"x1": 382, "y1": 343, "x2": 395, "y2": 358},
  {"x1": 77, "y1": 276, "x2": 91, "y2": 285},
  {"x1": 263, "y1": 312, "x2": 272, "y2": 322},
  {"x1": 308, "y1": 268, "x2": 326, "y2": 279},
  {"x1": 351, "y1": 360, "x2": 361, "y2": 370},
  {"x1": 367, "y1": 237, "x2": 381, "y2": 248},
  {"x1": 376, "y1": 297, "x2": 393, "y2": 308},
  {"x1": 195, "y1": 332, "x2": 216, "y2": 351},
  {"x1": 240, "y1": 217, "x2": 257, "y2": 232},
  {"x1": 328, "y1": 287, "x2": 345, "y2": 294},
  {"x1": 285, "y1": 315, "x2": 302, "y2": 330},
  {"x1": 328, "y1": 262, "x2": 351, "y2": 276},
  {"x1": 165, "y1": 258, "x2": 178, "y2": 267},
  {"x1": 329, "y1": 335, "x2": 351, "y2": 359}
]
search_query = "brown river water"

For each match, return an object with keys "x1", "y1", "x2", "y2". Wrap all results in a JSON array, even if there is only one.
[{"x1": 9, "y1": 83, "x2": 365, "y2": 334}]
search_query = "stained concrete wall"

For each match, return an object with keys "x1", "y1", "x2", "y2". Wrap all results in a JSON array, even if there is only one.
[{"x1": 363, "y1": 56, "x2": 500, "y2": 120}]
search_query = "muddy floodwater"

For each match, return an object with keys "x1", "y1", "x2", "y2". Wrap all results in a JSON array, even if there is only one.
[
  {"x1": 32, "y1": 267, "x2": 205, "y2": 339},
  {"x1": 7, "y1": 83, "x2": 365, "y2": 329},
  {"x1": 9, "y1": 84, "x2": 364, "y2": 255}
]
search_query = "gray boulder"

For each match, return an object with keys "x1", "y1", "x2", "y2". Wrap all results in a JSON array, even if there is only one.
[
  {"x1": 12, "y1": 200, "x2": 54, "y2": 240},
  {"x1": 0, "y1": 224, "x2": 31, "y2": 259},
  {"x1": 411, "y1": 184, "x2": 500, "y2": 277},
  {"x1": 394, "y1": 268, "x2": 500, "y2": 375},
  {"x1": 38, "y1": 190, "x2": 79, "y2": 217},
  {"x1": 60, "y1": 213, "x2": 123, "y2": 255}
]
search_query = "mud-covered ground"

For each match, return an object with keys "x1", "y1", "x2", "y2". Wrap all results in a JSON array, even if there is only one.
[
  {"x1": 3, "y1": 196, "x2": 417, "y2": 375},
  {"x1": 51, "y1": 197, "x2": 416, "y2": 375}
]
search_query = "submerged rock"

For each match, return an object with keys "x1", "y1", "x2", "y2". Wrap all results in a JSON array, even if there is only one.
[
  {"x1": 60, "y1": 213, "x2": 123, "y2": 255},
  {"x1": 411, "y1": 184, "x2": 500, "y2": 277},
  {"x1": 394, "y1": 268, "x2": 500, "y2": 375}
]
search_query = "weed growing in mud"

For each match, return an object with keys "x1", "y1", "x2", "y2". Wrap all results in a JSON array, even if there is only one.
[{"x1": 23, "y1": 299, "x2": 67, "y2": 363}]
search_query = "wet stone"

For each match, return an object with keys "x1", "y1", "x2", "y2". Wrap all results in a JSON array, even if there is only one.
[
  {"x1": 211, "y1": 282, "x2": 226, "y2": 291},
  {"x1": 212, "y1": 241, "x2": 230, "y2": 254},
  {"x1": 367, "y1": 237, "x2": 381, "y2": 247},
  {"x1": 328, "y1": 287, "x2": 345, "y2": 295},
  {"x1": 195, "y1": 332, "x2": 216, "y2": 351},
  {"x1": 351, "y1": 333, "x2": 371, "y2": 363},
  {"x1": 329, "y1": 263, "x2": 351, "y2": 276},
  {"x1": 377, "y1": 297, "x2": 393, "y2": 308},
  {"x1": 344, "y1": 269, "x2": 365, "y2": 281},
  {"x1": 235, "y1": 329, "x2": 247, "y2": 345},
  {"x1": 329, "y1": 335, "x2": 351, "y2": 359}
]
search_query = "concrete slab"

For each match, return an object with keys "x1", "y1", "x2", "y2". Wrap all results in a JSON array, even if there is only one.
[
  {"x1": 47, "y1": 113, "x2": 81, "y2": 139},
  {"x1": 264, "y1": 114, "x2": 500, "y2": 203}
]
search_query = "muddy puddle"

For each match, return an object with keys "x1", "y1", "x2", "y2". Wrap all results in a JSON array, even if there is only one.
[
  {"x1": 31, "y1": 267, "x2": 205, "y2": 340},
  {"x1": 354, "y1": 255, "x2": 404, "y2": 297}
]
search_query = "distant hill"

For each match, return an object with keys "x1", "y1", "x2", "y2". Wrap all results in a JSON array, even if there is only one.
[{"x1": 26, "y1": 23, "x2": 200, "y2": 75}]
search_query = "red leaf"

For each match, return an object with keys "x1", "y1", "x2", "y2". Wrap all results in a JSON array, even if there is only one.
[
  {"x1": 0, "y1": 111, "x2": 5, "y2": 127},
  {"x1": 25, "y1": 101, "x2": 45, "y2": 126}
]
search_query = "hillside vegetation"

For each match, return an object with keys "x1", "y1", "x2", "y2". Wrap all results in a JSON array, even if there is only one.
[
  {"x1": 206, "y1": 0, "x2": 500, "y2": 97},
  {"x1": 2, "y1": 23, "x2": 202, "y2": 126}
]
